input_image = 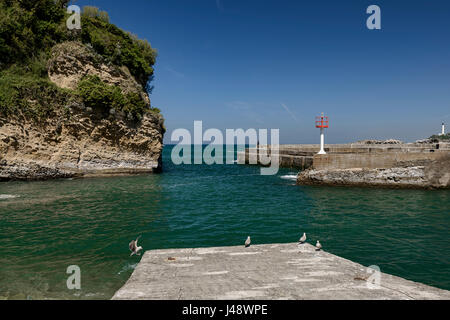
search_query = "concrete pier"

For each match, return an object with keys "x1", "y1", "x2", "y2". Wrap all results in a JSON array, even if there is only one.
[{"x1": 112, "y1": 243, "x2": 450, "y2": 300}]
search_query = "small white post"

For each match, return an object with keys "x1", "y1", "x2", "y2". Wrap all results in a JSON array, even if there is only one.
[
  {"x1": 441, "y1": 122, "x2": 445, "y2": 136},
  {"x1": 318, "y1": 127, "x2": 326, "y2": 154}
]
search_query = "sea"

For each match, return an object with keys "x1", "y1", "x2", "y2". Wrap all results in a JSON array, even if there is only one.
[{"x1": 0, "y1": 145, "x2": 449, "y2": 299}]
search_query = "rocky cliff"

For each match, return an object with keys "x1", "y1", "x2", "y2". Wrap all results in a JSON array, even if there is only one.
[{"x1": 0, "y1": 41, "x2": 164, "y2": 181}]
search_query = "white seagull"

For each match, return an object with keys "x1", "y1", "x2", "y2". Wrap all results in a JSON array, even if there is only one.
[
  {"x1": 299, "y1": 233, "x2": 307, "y2": 244},
  {"x1": 315, "y1": 240, "x2": 322, "y2": 251},
  {"x1": 245, "y1": 236, "x2": 251, "y2": 248},
  {"x1": 129, "y1": 236, "x2": 143, "y2": 256}
]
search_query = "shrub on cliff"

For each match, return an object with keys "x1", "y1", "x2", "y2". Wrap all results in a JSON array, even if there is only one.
[
  {"x1": 80, "y1": 14, "x2": 157, "y2": 87},
  {"x1": 82, "y1": 6, "x2": 110, "y2": 23},
  {"x1": 122, "y1": 91, "x2": 148, "y2": 119},
  {"x1": 0, "y1": 0, "x2": 68, "y2": 68},
  {"x1": 77, "y1": 75, "x2": 149, "y2": 120},
  {"x1": 0, "y1": 65, "x2": 71, "y2": 119},
  {"x1": 77, "y1": 75, "x2": 124, "y2": 112}
]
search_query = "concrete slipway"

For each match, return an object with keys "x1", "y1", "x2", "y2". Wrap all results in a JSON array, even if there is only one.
[{"x1": 112, "y1": 243, "x2": 450, "y2": 300}]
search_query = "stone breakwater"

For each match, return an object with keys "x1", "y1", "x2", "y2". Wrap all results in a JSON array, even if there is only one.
[
  {"x1": 297, "y1": 165, "x2": 449, "y2": 189},
  {"x1": 297, "y1": 152, "x2": 450, "y2": 189},
  {"x1": 112, "y1": 243, "x2": 450, "y2": 300}
]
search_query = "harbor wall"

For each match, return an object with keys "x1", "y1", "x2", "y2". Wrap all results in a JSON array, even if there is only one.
[
  {"x1": 238, "y1": 143, "x2": 450, "y2": 171},
  {"x1": 313, "y1": 151, "x2": 449, "y2": 170}
]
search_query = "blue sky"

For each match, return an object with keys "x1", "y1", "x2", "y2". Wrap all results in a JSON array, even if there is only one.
[{"x1": 72, "y1": 0, "x2": 450, "y2": 144}]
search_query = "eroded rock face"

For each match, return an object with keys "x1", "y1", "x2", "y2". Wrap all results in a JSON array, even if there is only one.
[
  {"x1": 0, "y1": 109, "x2": 164, "y2": 181},
  {"x1": 297, "y1": 156, "x2": 450, "y2": 189},
  {"x1": 47, "y1": 41, "x2": 150, "y2": 105}
]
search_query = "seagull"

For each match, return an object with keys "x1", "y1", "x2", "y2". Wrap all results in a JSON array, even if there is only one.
[
  {"x1": 315, "y1": 240, "x2": 322, "y2": 251},
  {"x1": 129, "y1": 236, "x2": 143, "y2": 256},
  {"x1": 299, "y1": 233, "x2": 307, "y2": 244},
  {"x1": 245, "y1": 236, "x2": 251, "y2": 247}
]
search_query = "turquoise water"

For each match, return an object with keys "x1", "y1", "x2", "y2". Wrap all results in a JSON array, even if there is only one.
[{"x1": 0, "y1": 145, "x2": 449, "y2": 299}]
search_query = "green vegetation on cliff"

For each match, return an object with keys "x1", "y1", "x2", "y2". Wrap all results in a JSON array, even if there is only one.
[
  {"x1": 0, "y1": 64, "x2": 72, "y2": 119},
  {"x1": 77, "y1": 75, "x2": 147, "y2": 119},
  {"x1": 80, "y1": 7, "x2": 156, "y2": 88},
  {"x1": 0, "y1": 0, "x2": 158, "y2": 120}
]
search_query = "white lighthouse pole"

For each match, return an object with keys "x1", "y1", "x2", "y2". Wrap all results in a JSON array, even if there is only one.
[
  {"x1": 441, "y1": 122, "x2": 445, "y2": 136},
  {"x1": 318, "y1": 127, "x2": 326, "y2": 154}
]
